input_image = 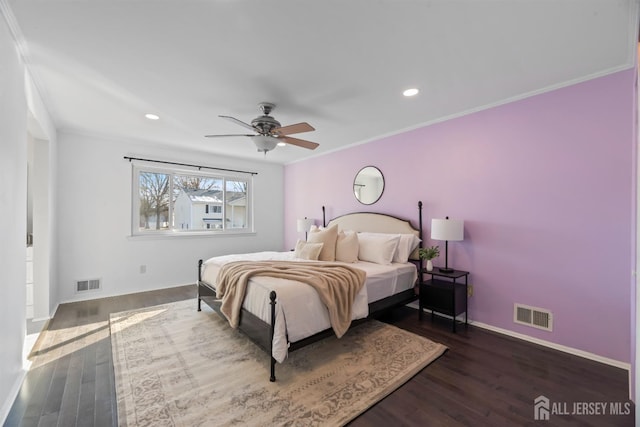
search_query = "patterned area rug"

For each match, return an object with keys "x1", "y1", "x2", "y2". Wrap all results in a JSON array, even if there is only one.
[{"x1": 110, "y1": 299, "x2": 447, "y2": 426}]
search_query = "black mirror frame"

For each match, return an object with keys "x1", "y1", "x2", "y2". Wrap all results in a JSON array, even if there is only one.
[{"x1": 353, "y1": 166, "x2": 384, "y2": 205}]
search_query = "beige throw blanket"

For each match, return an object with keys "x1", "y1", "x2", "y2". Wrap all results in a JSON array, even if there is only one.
[{"x1": 215, "y1": 261, "x2": 367, "y2": 338}]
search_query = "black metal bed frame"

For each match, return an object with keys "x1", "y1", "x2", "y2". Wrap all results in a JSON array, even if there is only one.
[{"x1": 197, "y1": 201, "x2": 424, "y2": 381}]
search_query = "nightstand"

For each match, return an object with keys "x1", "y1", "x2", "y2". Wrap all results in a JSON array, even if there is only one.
[{"x1": 418, "y1": 267, "x2": 469, "y2": 332}]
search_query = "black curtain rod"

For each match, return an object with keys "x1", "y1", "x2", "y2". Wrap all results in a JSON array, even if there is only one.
[{"x1": 123, "y1": 156, "x2": 258, "y2": 175}]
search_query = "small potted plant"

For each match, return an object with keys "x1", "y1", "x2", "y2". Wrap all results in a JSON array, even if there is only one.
[{"x1": 419, "y1": 245, "x2": 440, "y2": 272}]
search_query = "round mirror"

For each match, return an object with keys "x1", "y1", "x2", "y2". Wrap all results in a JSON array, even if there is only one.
[{"x1": 353, "y1": 166, "x2": 384, "y2": 205}]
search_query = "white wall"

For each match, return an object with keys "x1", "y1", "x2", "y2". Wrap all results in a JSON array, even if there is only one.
[
  {"x1": 0, "y1": 9, "x2": 57, "y2": 418},
  {"x1": 56, "y1": 131, "x2": 285, "y2": 303},
  {"x1": 0, "y1": 13, "x2": 27, "y2": 421}
]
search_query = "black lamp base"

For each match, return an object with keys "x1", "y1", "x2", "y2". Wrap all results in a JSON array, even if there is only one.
[{"x1": 438, "y1": 267, "x2": 454, "y2": 273}]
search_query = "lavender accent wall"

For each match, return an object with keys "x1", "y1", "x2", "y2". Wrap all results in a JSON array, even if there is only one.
[{"x1": 284, "y1": 69, "x2": 636, "y2": 363}]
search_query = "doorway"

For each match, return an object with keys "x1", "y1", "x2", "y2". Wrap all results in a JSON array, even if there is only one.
[{"x1": 25, "y1": 116, "x2": 51, "y2": 336}]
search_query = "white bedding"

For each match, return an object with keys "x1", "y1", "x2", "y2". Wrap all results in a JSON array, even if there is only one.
[{"x1": 200, "y1": 251, "x2": 417, "y2": 363}]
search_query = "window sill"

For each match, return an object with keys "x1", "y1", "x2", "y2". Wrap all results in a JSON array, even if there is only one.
[{"x1": 127, "y1": 230, "x2": 257, "y2": 240}]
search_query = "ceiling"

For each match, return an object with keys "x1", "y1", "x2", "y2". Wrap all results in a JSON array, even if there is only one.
[{"x1": 4, "y1": 0, "x2": 638, "y2": 164}]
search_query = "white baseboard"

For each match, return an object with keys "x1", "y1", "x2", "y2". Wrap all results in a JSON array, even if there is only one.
[
  {"x1": 470, "y1": 320, "x2": 630, "y2": 371},
  {"x1": 408, "y1": 303, "x2": 630, "y2": 371},
  {"x1": 58, "y1": 282, "x2": 195, "y2": 305},
  {"x1": 0, "y1": 368, "x2": 28, "y2": 426},
  {"x1": 0, "y1": 316, "x2": 47, "y2": 425}
]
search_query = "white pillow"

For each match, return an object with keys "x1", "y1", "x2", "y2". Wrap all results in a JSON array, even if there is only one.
[
  {"x1": 393, "y1": 234, "x2": 421, "y2": 263},
  {"x1": 358, "y1": 232, "x2": 421, "y2": 263},
  {"x1": 357, "y1": 233, "x2": 401, "y2": 265},
  {"x1": 294, "y1": 240, "x2": 324, "y2": 260},
  {"x1": 307, "y1": 224, "x2": 339, "y2": 261},
  {"x1": 335, "y1": 230, "x2": 359, "y2": 263}
]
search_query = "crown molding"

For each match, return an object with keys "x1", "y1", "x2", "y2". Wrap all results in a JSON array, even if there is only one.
[{"x1": 0, "y1": 0, "x2": 58, "y2": 127}]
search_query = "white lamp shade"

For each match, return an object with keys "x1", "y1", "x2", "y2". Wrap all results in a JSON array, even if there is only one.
[
  {"x1": 297, "y1": 218, "x2": 314, "y2": 233},
  {"x1": 252, "y1": 135, "x2": 278, "y2": 152},
  {"x1": 431, "y1": 218, "x2": 464, "y2": 241}
]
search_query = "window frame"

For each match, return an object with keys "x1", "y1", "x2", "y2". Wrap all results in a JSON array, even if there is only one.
[{"x1": 131, "y1": 163, "x2": 254, "y2": 237}]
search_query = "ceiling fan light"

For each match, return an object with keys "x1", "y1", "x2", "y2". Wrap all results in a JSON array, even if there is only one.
[
  {"x1": 277, "y1": 141, "x2": 286, "y2": 147},
  {"x1": 252, "y1": 135, "x2": 278, "y2": 152}
]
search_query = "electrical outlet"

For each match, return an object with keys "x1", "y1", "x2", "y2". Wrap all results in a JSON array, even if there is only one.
[
  {"x1": 468, "y1": 284, "x2": 473, "y2": 297},
  {"x1": 140, "y1": 265, "x2": 146, "y2": 274}
]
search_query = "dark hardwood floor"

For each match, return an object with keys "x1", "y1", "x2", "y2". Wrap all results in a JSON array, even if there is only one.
[
  {"x1": 353, "y1": 309, "x2": 634, "y2": 426},
  {"x1": 5, "y1": 285, "x2": 634, "y2": 426}
]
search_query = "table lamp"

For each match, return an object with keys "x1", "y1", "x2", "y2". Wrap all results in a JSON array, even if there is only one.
[
  {"x1": 430, "y1": 217, "x2": 464, "y2": 273},
  {"x1": 297, "y1": 217, "x2": 314, "y2": 241}
]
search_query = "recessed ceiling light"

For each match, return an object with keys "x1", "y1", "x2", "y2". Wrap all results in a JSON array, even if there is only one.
[
  {"x1": 145, "y1": 113, "x2": 160, "y2": 120},
  {"x1": 403, "y1": 88, "x2": 419, "y2": 97}
]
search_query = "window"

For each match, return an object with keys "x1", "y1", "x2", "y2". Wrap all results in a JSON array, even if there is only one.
[{"x1": 132, "y1": 163, "x2": 252, "y2": 235}]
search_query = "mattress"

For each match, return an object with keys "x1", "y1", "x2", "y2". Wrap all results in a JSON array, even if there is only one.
[{"x1": 200, "y1": 251, "x2": 417, "y2": 362}]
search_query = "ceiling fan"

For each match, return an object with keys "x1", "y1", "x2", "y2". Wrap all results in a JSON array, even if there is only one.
[{"x1": 205, "y1": 102, "x2": 319, "y2": 154}]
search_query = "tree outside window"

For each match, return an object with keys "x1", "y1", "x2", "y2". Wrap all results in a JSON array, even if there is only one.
[{"x1": 133, "y1": 165, "x2": 252, "y2": 235}]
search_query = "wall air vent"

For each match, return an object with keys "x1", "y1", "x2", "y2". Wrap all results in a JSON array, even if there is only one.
[
  {"x1": 76, "y1": 278, "x2": 101, "y2": 293},
  {"x1": 514, "y1": 303, "x2": 552, "y2": 331}
]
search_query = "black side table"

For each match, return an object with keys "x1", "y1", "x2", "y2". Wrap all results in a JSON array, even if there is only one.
[{"x1": 419, "y1": 267, "x2": 469, "y2": 332}]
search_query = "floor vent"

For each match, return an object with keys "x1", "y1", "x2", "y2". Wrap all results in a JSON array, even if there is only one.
[
  {"x1": 76, "y1": 278, "x2": 101, "y2": 293},
  {"x1": 514, "y1": 303, "x2": 552, "y2": 331}
]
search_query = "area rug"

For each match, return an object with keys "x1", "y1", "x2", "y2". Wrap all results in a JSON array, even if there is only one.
[{"x1": 110, "y1": 299, "x2": 447, "y2": 426}]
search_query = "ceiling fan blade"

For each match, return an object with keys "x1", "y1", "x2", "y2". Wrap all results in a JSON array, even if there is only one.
[
  {"x1": 273, "y1": 122, "x2": 315, "y2": 136},
  {"x1": 204, "y1": 134, "x2": 254, "y2": 138},
  {"x1": 278, "y1": 135, "x2": 319, "y2": 150},
  {"x1": 219, "y1": 115, "x2": 257, "y2": 132}
]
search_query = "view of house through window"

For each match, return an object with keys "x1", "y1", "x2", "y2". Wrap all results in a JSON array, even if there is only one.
[{"x1": 134, "y1": 165, "x2": 251, "y2": 234}]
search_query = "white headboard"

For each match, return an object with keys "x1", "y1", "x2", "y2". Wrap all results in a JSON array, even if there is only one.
[
  {"x1": 325, "y1": 205, "x2": 423, "y2": 260},
  {"x1": 327, "y1": 212, "x2": 418, "y2": 235}
]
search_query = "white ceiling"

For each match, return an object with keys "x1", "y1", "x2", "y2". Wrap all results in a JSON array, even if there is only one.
[{"x1": 4, "y1": 0, "x2": 639, "y2": 164}]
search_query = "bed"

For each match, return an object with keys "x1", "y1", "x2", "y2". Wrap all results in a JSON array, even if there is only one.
[{"x1": 197, "y1": 201, "x2": 425, "y2": 381}]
